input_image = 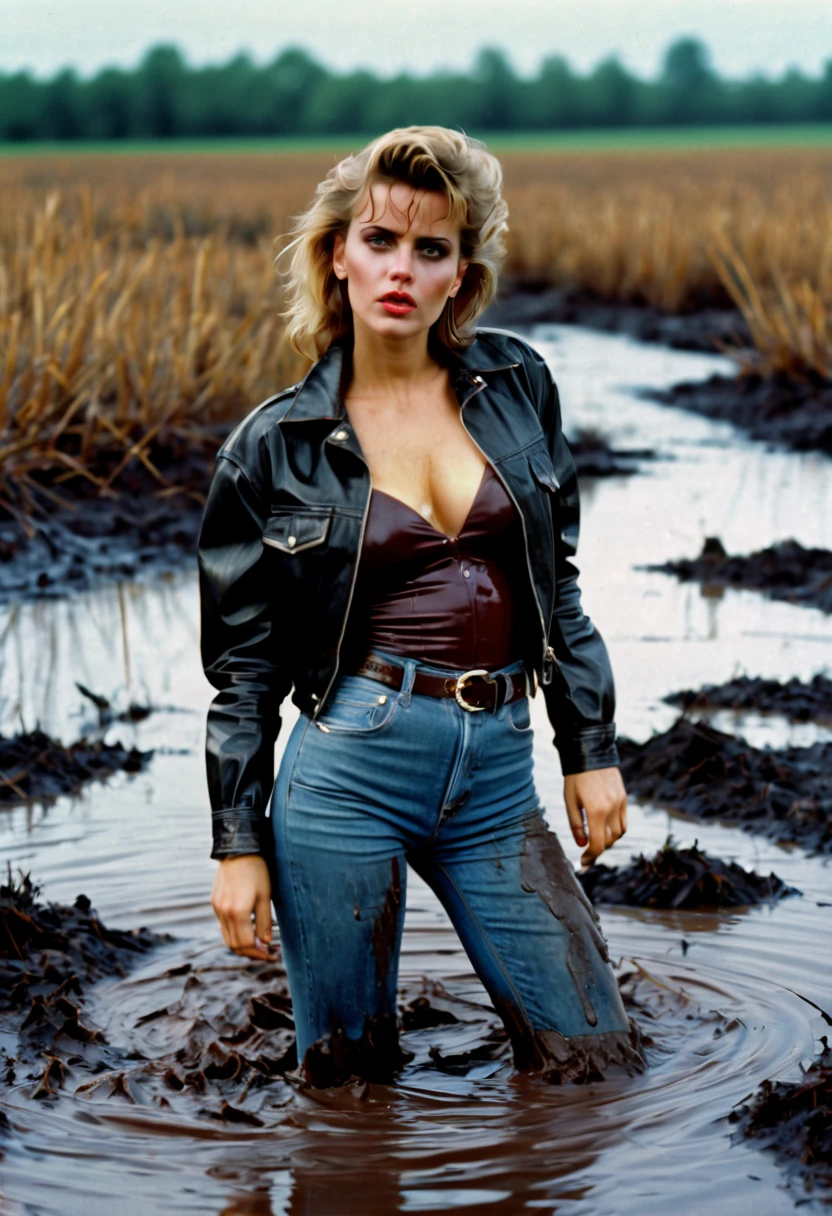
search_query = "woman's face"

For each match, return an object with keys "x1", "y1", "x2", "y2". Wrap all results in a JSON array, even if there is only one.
[{"x1": 332, "y1": 179, "x2": 469, "y2": 342}]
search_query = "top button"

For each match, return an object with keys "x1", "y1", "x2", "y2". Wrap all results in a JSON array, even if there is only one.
[{"x1": 333, "y1": 430, "x2": 348, "y2": 440}]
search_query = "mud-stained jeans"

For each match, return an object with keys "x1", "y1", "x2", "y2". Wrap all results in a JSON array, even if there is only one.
[{"x1": 268, "y1": 648, "x2": 644, "y2": 1086}]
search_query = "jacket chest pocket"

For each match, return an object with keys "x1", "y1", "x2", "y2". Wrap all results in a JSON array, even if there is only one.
[
  {"x1": 527, "y1": 448, "x2": 560, "y2": 494},
  {"x1": 262, "y1": 507, "x2": 333, "y2": 554}
]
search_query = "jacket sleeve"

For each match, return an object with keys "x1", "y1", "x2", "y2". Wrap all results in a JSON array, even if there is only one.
[
  {"x1": 528, "y1": 346, "x2": 620, "y2": 775},
  {"x1": 197, "y1": 450, "x2": 293, "y2": 861}
]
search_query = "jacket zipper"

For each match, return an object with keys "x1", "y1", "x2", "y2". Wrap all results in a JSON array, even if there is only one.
[
  {"x1": 312, "y1": 442, "x2": 373, "y2": 721},
  {"x1": 458, "y1": 373, "x2": 555, "y2": 686}
]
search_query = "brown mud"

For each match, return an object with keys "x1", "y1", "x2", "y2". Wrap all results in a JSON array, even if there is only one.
[
  {"x1": 578, "y1": 838, "x2": 800, "y2": 909},
  {"x1": 644, "y1": 535, "x2": 832, "y2": 614},
  {"x1": 1, "y1": 865, "x2": 652, "y2": 1116},
  {"x1": 0, "y1": 726, "x2": 151, "y2": 805},
  {"x1": 664, "y1": 674, "x2": 832, "y2": 724},
  {"x1": 729, "y1": 1034, "x2": 832, "y2": 1201},
  {"x1": 617, "y1": 717, "x2": 832, "y2": 855}
]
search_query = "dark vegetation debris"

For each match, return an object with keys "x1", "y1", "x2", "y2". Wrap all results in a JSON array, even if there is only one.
[
  {"x1": 643, "y1": 536, "x2": 832, "y2": 614},
  {"x1": 729, "y1": 1035, "x2": 832, "y2": 1203},
  {"x1": 577, "y1": 837, "x2": 800, "y2": 909},
  {"x1": 664, "y1": 673, "x2": 832, "y2": 723},
  {"x1": 0, "y1": 726, "x2": 151, "y2": 806},
  {"x1": 643, "y1": 368, "x2": 832, "y2": 457},
  {"x1": 76, "y1": 683, "x2": 153, "y2": 726},
  {"x1": 617, "y1": 717, "x2": 832, "y2": 855}
]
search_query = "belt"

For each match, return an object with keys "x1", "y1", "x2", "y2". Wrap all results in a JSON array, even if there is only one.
[{"x1": 348, "y1": 652, "x2": 529, "y2": 713}]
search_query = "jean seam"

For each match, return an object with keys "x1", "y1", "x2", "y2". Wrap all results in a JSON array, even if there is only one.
[
  {"x1": 436, "y1": 860, "x2": 537, "y2": 1034},
  {"x1": 282, "y1": 713, "x2": 317, "y2": 1016}
]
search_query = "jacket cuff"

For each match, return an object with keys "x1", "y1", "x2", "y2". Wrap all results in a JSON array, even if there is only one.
[
  {"x1": 555, "y1": 724, "x2": 620, "y2": 775},
  {"x1": 211, "y1": 808, "x2": 269, "y2": 861}
]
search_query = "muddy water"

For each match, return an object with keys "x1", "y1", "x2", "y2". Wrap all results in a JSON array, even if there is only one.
[{"x1": 2, "y1": 325, "x2": 831, "y2": 1215}]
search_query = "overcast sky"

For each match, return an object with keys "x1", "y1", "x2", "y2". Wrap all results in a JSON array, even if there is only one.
[{"x1": 4, "y1": 0, "x2": 831, "y2": 81}]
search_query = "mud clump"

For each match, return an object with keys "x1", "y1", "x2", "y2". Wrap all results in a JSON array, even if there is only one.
[
  {"x1": 0, "y1": 727, "x2": 151, "y2": 805},
  {"x1": 483, "y1": 279, "x2": 751, "y2": 354},
  {"x1": 1, "y1": 866, "x2": 173, "y2": 1096},
  {"x1": 664, "y1": 674, "x2": 832, "y2": 724},
  {"x1": 643, "y1": 368, "x2": 832, "y2": 457},
  {"x1": 301, "y1": 1014, "x2": 413, "y2": 1089},
  {"x1": 729, "y1": 1036, "x2": 832, "y2": 1203},
  {"x1": 1, "y1": 866, "x2": 300, "y2": 1121},
  {"x1": 643, "y1": 536, "x2": 832, "y2": 614},
  {"x1": 0, "y1": 426, "x2": 228, "y2": 605},
  {"x1": 617, "y1": 718, "x2": 832, "y2": 855},
  {"x1": 567, "y1": 428, "x2": 659, "y2": 479},
  {"x1": 578, "y1": 837, "x2": 800, "y2": 909}
]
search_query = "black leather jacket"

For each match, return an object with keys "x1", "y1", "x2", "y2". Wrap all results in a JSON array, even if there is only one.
[{"x1": 198, "y1": 327, "x2": 619, "y2": 861}]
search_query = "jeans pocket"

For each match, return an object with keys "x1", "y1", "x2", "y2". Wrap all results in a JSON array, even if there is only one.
[{"x1": 315, "y1": 674, "x2": 399, "y2": 735}]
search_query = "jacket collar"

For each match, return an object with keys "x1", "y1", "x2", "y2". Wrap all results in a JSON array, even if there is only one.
[{"x1": 279, "y1": 331, "x2": 518, "y2": 423}]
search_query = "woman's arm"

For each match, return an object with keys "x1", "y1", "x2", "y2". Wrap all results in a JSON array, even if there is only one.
[
  {"x1": 525, "y1": 344, "x2": 628, "y2": 864},
  {"x1": 197, "y1": 450, "x2": 293, "y2": 862}
]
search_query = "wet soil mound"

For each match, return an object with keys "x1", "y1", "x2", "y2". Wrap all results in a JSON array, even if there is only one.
[
  {"x1": 0, "y1": 727, "x2": 151, "y2": 805},
  {"x1": 644, "y1": 535, "x2": 832, "y2": 614},
  {"x1": 484, "y1": 281, "x2": 752, "y2": 354},
  {"x1": 617, "y1": 718, "x2": 832, "y2": 855},
  {"x1": 568, "y1": 427, "x2": 660, "y2": 479},
  {"x1": 1, "y1": 867, "x2": 174, "y2": 1097},
  {"x1": 665, "y1": 674, "x2": 832, "y2": 724},
  {"x1": 578, "y1": 838, "x2": 800, "y2": 909},
  {"x1": 729, "y1": 1035, "x2": 832, "y2": 1204},
  {"x1": 643, "y1": 369, "x2": 832, "y2": 457},
  {"x1": 0, "y1": 492, "x2": 204, "y2": 604},
  {"x1": 0, "y1": 427, "x2": 225, "y2": 605},
  {"x1": 0, "y1": 867, "x2": 299, "y2": 1118}
]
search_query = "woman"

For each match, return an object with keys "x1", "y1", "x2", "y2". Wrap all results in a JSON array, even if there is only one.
[{"x1": 198, "y1": 126, "x2": 645, "y2": 1086}]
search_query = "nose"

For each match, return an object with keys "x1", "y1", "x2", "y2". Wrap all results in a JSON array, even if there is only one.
[{"x1": 389, "y1": 242, "x2": 415, "y2": 284}]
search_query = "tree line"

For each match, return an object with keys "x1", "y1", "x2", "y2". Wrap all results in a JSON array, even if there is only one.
[{"x1": 2, "y1": 37, "x2": 831, "y2": 141}]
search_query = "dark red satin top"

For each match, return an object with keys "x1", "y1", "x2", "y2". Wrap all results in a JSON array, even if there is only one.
[{"x1": 340, "y1": 462, "x2": 531, "y2": 670}]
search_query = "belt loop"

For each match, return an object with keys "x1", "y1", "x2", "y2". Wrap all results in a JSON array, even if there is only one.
[{"x1": 398, "y1": 658, "x2": 416, "y2": 707}]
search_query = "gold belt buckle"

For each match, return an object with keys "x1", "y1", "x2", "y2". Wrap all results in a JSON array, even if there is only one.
[{"x1": 454, "y1": 668, "x2": 496, "y2": 712}]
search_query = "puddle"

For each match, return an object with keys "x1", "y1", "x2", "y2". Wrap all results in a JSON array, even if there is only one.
[{"x1": 1, "y1": 324, "x2": 831, "y2": 1214}]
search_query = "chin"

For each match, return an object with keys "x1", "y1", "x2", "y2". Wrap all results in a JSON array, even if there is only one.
[{"x1": 362, "y1": 314, "x2": 431, "y2": 340}]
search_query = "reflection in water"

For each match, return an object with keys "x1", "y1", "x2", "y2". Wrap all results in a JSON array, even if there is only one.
[{"x1": 2, "y1": 325, "x2": 832, "y2": 1214}]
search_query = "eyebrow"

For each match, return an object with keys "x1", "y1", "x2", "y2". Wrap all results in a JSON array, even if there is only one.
[{"x1": 360, "y1": 224, "x2": 452, "y2": 246}]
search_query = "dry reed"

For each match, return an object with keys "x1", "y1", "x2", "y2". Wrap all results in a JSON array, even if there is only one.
[{"x1": 0, "y1": 145, "x2": 830, "y2": 511}]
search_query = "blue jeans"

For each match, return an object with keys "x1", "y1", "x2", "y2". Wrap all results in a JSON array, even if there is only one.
[{"x1": 268, "y1": 649, "x2": 644, "y2": 1086}]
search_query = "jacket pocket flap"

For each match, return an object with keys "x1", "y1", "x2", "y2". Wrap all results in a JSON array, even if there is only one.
[
  {"x1": 263, "y1": 509, "x2": 333, "y2": 553},
  {"x1": 527, "y1": 449, "x2": 561, "y2": 492}
]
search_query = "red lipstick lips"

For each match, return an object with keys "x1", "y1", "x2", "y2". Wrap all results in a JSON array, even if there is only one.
[{"x1": 380, "y1": 291, "x2": 416, "y2": 316}]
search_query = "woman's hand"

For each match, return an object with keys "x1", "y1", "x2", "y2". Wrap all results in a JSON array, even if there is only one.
[
  {"x1": 564, "y1": 767, "x2": 628, "y2": 868},
  {"x1": 211, "y1": 854, "x2": 276, "y2": 961}
]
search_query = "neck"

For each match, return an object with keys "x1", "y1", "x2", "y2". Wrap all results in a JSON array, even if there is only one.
[{"x1": 345, "y1": 316, "x2": 445, "y2": 402}]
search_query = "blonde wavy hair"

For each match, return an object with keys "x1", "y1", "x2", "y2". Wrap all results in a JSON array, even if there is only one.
[{"x1": 277, "y1": 126, "x2": 510, "y2": 361}]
